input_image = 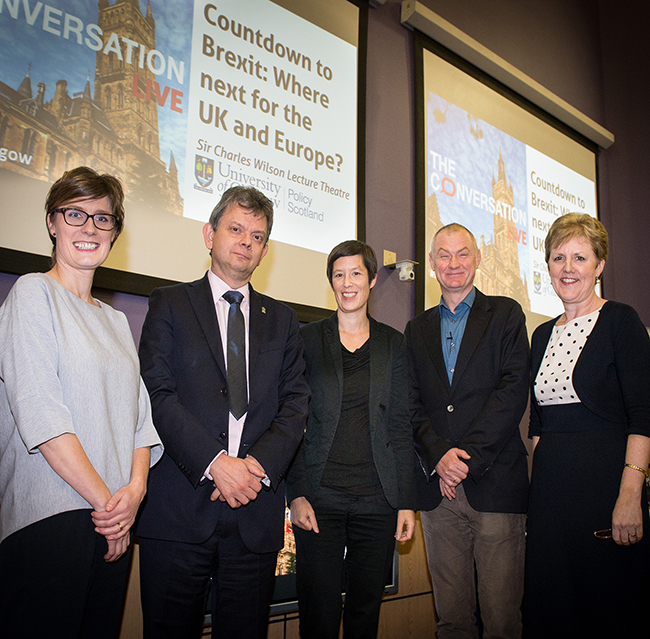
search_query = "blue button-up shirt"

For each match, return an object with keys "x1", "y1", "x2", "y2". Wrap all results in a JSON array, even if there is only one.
[{"x1": 440, "y1": 287, "x2": 476, "y2": 384}]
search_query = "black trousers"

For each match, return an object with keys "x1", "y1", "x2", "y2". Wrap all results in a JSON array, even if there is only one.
[
  {"x1": 293, "y1": 487, "x2": 397, "y2": 639},
  {"x1": 139, "y1": 503, "x2": 278, "y2": 639},
  {"x1": 0, "y1": 508, "x2": 131, "y2": 639}
]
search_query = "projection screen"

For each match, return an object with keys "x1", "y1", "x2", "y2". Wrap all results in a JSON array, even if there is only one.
[
  {"x1": 415, "y1": 34, "x2": 600, "y2": 326},
  {"x1": 0, "y1": 0, "x2": 366, "y2": 317}
]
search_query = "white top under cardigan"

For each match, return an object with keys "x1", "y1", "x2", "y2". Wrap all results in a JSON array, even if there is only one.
[
  {"x1": 0, "y1": 273, "x2": 163, "y2": 543},
  {"x1": 534, "y1": 308, "x2": 600, "y2": 406}
]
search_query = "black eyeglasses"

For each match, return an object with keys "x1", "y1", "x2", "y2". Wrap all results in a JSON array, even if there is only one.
[{"x1": 54, "y1": 207, "x2": 117, "y2": 231}]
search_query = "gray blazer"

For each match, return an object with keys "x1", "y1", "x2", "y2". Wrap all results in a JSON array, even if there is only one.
[{"x1": 286, "y1": 313, "x2": 416, "y2": 510}]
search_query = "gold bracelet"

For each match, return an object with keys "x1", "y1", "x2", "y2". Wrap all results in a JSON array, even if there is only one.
[{"x1": 625, "y1": 463, "x2": 650, "y2": 478}]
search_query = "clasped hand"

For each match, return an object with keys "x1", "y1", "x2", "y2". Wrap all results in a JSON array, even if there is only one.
[
  {"x1": 91, "y1": 480, "x2": 146, "y2": 562},
  {"x1": 435, "y1": 447, "x2": 471, "y2": 500},
  {"x1": 209, "y1": 454, "x2": 266, "y2": 508}
]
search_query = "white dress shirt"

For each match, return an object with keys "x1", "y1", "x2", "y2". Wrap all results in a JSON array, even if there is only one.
[{"x1": 204, "y1": 269, "x2": 250, "y2": 476}]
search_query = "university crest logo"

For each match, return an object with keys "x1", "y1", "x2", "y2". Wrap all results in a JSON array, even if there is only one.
[{"x1": 194, "y1": 155, "x2": 214, "y2": 192}]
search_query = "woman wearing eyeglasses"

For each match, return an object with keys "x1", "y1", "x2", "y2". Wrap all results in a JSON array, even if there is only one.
[
  {"x1": 0, "y1": 166, "x2": 162, "y2": 638},
  {"x1": 523, "y1": 214, "x2": 650, "y2": 638}
]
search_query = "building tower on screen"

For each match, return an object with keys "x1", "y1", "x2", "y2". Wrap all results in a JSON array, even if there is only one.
[
  {"x1": 426, "y1": 150, "x2": 531, "y2": 311},
  {"x1": 0, "y1": 0, "x2": 182, "y2": 216},
  {"x1": 478, "y1": 150, "x2": 530, "y2": 308}
]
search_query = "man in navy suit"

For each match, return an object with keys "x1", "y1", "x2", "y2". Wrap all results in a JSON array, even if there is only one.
[
  {"x1": 137, "y1": 186, "x2": 309, "y2": 639},
  {"x1": 405, "y1": 223, "x2": 530, "y2": 639}
]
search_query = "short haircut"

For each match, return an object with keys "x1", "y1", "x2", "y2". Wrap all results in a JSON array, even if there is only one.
[
  {"x1": 544, "y1": 213, "x2": 608, "y2": 264},
  {"x1": 430, "y1": 223, "x2": 477, "y2": 255},
  {"x1": 326, "y1": 240, "x2": 378, "y2": 285},
  {"x1": 45, "y1": 166, "x2": 125, "y2": 261},
  {"x1": 45, "y1": 166, "x2": 124, "y2": 241},
  {"x1": 208, "y1": 185, "x2": 273, "y2": 242}
]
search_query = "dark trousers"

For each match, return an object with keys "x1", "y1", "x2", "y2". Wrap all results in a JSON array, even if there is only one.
[
  {"x1": 0, "y1": 508, "x2": 131, "y2": 639},
  {"x1": 294, "y1": 487, "x2": 397, "y2": 639},
  {"x1": 139, "y1": 504, "x2": 278, "y2": 639}
]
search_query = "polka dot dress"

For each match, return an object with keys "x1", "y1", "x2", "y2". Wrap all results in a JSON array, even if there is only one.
[{"x1": 534, "y1": 308, "x2": 600, "y2": 406}]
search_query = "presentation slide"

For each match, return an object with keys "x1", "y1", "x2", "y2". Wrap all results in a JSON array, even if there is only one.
[
  {"x1": 185, "y1": 0, "x2": 357, "y2": 254},
  {"x1": 422, "y1": 49, "x2": 598, "y2": 320},
  {"x1": 0, "y1": 0, "x2": 359, "y2": 310}
]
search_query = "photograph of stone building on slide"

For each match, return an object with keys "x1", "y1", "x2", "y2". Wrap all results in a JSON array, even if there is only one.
[
  {"x1": 426, "y1": 149, "x2": 531, "y2": 311},
  {"x1": 0, "y1": 0, "x2": 183, "y2": 216}
]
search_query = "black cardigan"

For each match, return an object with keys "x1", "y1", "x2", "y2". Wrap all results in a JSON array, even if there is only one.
[
  {"x1": 286, "y1": 313, "x2": 416, "y2": 511},
  {"x1": 530, "y1": 301, "x2": 650, "y2": 437}
]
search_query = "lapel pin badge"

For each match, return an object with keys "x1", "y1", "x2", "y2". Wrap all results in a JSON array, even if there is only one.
[{"x1": 262, "y1": 306, "x2": 266, "y2": 314}]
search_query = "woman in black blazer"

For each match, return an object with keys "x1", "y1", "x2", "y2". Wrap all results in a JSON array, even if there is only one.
[
  {"x1": 523, "y1": 214, "x2": 650, "y2": 638},
  {"x1": 286, "y1": 240, "x2": 416, "y2": 639}
]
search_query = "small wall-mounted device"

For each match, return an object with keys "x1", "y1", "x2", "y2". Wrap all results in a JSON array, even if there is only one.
[
  {"x1": 394, "y1": 260, "x2": 417, "y2": 281},
  {"x1": 383, "y1": 250, "x2": 417, "y2": 281}
]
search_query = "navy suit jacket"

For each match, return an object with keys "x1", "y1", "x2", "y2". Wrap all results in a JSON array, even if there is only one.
[
  {"x1": 405, "y1": 289, "x2": 530, "y2": 513},
  {"x1": 136, "y1": 273, "x2": 309, "y2": 553},
  {"x1": 286, "y1": 314, "x2": 416, "y2": 511}
]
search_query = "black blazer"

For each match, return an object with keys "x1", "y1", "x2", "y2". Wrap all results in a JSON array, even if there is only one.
[
  {"x1": 286, "y1": 314, "x2": 416, "y2": 511},
  {"x1": 405, "y1": 289, "x2": 530, "y2": 513},
  {"x1": 137, "y1": 274, "x2": 309, "y2": 553}
]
